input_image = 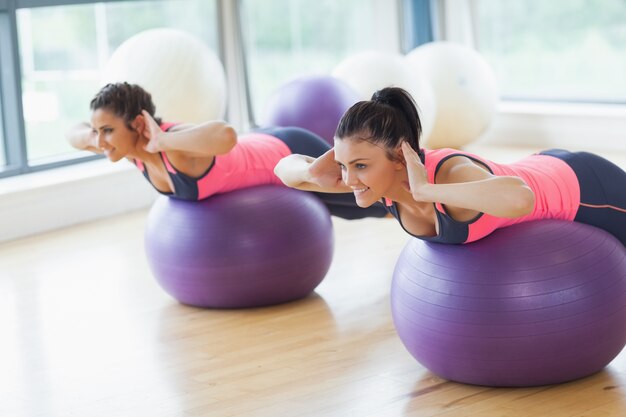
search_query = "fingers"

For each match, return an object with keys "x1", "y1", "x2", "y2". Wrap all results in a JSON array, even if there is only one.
[
  {"x1": 401, "y1": 142, "x2": 424, "y2": 170},
  {"x1": 140, "y1": 110, "x2": 161, "y2": 133},
  {"x1": 401, "y1": 141, "x2": 418, "y2": 160},
  {"x1": 320, "y1": 148, "x2": 335, "y2": 161},
  {"x1": 143, "y1": 111, "x2": 158, "y2": 129}
]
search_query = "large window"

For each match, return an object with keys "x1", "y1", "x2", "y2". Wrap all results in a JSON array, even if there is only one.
[
  {"x1": 240, "y1": 0, "x2": 400, "y2": 123},
  {"x1": 474, "y1": 0, "x2": 626, "y2": 103},
  {"x1": 1, "y1": 0, "x2": 218, "y2": 177},
  {"x1": 0, "y1": 8, "x2": 13, "y2": 172}
]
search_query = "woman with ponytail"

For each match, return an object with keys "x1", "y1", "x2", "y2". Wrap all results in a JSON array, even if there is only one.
[{"x1": 275, "y1": 87, "x2": 626, "y2": 245}]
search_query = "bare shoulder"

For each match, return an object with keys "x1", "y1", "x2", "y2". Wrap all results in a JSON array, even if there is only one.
[
  {"x1": 436, "y1": 155, "x2": 493, "y2": 184},
  {"x1": 164, "y1": 150, "x2": 215, "y2": 177}
]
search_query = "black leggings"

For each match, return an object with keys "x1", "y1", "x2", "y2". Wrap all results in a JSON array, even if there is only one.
[
  {"x1": 254, "y1": 126, "x2": 387, "y2": 220},
  {"x1": 541, "y1": 149, "x2": 626, "y2": 245}
]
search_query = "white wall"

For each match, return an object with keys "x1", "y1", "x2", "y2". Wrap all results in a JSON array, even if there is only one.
[{"x1": 0, "y1": 160, "x2": 157, "y2": 243}]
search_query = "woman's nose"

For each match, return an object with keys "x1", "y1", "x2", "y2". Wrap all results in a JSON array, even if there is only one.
[
  {"x1": 96, "y1": 133, "x2": 106, "y2": 149},
  {"x1": 343, "y1": 168, "x2": 358, "y2": 186}
]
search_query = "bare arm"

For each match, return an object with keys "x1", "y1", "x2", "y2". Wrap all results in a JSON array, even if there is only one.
[
  {"x1": 402, "y1": 142, "x2": 535, "y2": 219},
  {"x1": 142, "y1": 110, "x2": 236, "y2": 157},
  {"x1": 274, "y1": 149, "x2": 352, "y2": 193},
  {"x1": 65, "y1": 122, "x2": 102, "y2": 154}
]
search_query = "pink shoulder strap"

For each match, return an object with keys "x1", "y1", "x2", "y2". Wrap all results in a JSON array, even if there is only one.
[
  {"x1": 134, "y1": 159, "x2": 145, "y2": 171},
  {"x1": 160, "y1": 152, "x2": 177, "y2": 174}
]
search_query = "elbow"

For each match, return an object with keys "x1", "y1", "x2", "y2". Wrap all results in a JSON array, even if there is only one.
[
  {"x1": 66, "y1": 123, "x2": 90, "y2": 149},
  {"x1": 221, "y1": 125, "x2": 237, "y2": 153},
  {"x1": 209, "y1": 124, "x2": 237, "y2": 155},
  {"x1": 511, "y1": 183, "x2": 535, "y2": 217},
  {"x1": 66, "y1": 133, "x2": 83, "y2": 150},
  {"x1": 65, "y1": 132, "x2": 76, "y2": 148},
  {"x1": 273, "y1": 157, "x2": 294, "y2": 187},
  {"x1": 274, "y1": 155, "x2": 305, "y2": 188}
]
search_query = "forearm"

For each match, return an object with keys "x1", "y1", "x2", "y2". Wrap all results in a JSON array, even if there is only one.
[
  {"x1": 274, "y1": 154, "x2": 318, "y2": 190},
  {"x1": 414, "y1": 176, "x2": 535, "y2": 218},
  {"x1": 274, "y1": 154, "x2": 351, "y2": 193},
  {"x1": 157, "y1": 122, "x2": 236, "y2": 156},
  {"x1": 66, "y1": 123, "x2": 101, "y2": 153}
]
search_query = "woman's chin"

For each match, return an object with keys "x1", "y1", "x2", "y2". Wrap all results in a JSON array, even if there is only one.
[
  {"x1": 106, "y1": 151, "x2": 124, "y2": 162},
  {"x1": 354, "y1": 195, "x2": 377, "y2": 208}
]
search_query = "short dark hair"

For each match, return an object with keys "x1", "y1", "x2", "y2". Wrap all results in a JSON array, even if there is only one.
[{"x1": 90, "y1": 82, "x2": 161, "y2": 128}]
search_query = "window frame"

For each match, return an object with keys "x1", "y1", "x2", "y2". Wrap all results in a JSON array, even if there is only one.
[
  {"x1": 1, "y1": 4, "x2": 30, "y2": 178},
  {"x1": 401, "y1": 0, "x2": 434, "y2": 52}
]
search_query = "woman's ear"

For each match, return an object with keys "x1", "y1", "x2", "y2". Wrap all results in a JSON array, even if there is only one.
[
  {"x1": 131, "y1": 114, "x2": 145, "y2": 133},
  {"x1": 393, "y1": 144, "x2": 406, "y2": 170}
]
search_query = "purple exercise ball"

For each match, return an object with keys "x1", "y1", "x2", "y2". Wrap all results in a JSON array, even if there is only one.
[
  {"x1": 391, "y1": 220, "x2": 626, "y2": 387},
  {"x1": 144, "y1": 186, "x2": 334, "y2": 308},
  {"x1": 260, "y1": 75, "x2": 360, "y2": 144}
]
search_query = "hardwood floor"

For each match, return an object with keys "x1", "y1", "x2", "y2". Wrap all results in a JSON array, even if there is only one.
[{"x1": 2, "y1": 204, "x2": 626, "y2": 417}]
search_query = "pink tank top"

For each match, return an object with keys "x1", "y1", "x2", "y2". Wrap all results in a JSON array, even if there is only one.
[
  {"x1": 192, "y1": 133, "x2": 290, "y2": 199},
  {"x1": 135, "y1": 128, "x2": 291, "y2": 200},
  {"x1": 385, "y1": 148, "x2": 581, "y2": 243},
  {"x1": 425, "y1": 148, "x2": 581, "y2": 242}
]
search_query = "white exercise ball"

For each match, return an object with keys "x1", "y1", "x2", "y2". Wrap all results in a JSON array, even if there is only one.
[
  {"x1": 406, "y1": 41, "x2": 499, "y2": 149},
  {"x1": 102, "y1": 28, "x2": 227, "y2": 123},
  {"x1": 332, "y1": 51, "x2": 436, "y2": 143}
]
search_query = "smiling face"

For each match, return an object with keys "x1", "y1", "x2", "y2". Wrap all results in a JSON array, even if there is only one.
[
  {"x1": 334, "y1": 135, "x2": 405, "y2": 207},
  {"x1": 90, "y1": 108, "x2": 139, "y2": 162}
]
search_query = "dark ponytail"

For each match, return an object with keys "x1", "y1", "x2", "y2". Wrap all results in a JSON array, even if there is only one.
[
  {"x1": 335, "y1": 87, "x2": 423, "y2": 160},
  {"x1": 90, "y1": 82, "x2": 162, "y2": 128}
]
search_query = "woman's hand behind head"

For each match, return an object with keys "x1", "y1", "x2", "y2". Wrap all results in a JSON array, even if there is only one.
[
  {"x1": 139, "y1": 110, "x2": 164, "y2": 153},
  {"x1": 400, "y1": 141, "x2": 429, "y2": 201},
  {"x1": 309, "y1": 148, "x2": 346, "y2": 189}
]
